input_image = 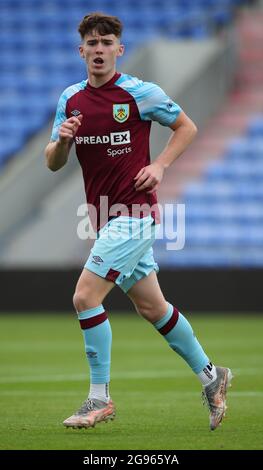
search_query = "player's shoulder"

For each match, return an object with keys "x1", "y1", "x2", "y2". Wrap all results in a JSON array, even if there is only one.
[
  {"x1": 58, "y1": 79, "x2": 87, "y2": 102},
  {"x1": 115, "y1": 73, "x2": 162, "y2": 98}
]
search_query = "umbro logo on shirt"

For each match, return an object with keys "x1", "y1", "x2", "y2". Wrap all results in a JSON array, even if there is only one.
[{"x1": 71, "y1": 109, "x2": 81, "y2": 116}]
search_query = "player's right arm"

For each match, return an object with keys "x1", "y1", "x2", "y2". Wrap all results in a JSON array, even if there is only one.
[{"x1": 45, "y1": 115, "x2": 82, "y2": 171}]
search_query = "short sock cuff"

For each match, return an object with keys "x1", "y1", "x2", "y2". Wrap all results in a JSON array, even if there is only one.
[
  {"x1": 77, "y1": 305, "x2": 105, "y2": 320},
  {"x1": 153, "y1": 302, "x2": 174, "y2": 330}
]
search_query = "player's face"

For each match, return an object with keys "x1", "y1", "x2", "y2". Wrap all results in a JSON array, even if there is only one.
[{"x1": 79, "y1": 32, "x2": 124, "y2": 77}]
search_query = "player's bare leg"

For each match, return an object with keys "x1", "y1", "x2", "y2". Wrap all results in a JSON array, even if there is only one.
[
  {"x1": 73, "y1": 268, "x2": 114, "y2": 311},
  {"x1": 127, "y1": 270, "x2": 168, "y2": 323},
  {"x1": 127, "y1": 271, "x2": 233, "y2": 430},
  {"x1": 64, "y1": 269, "x2": 116, "y2": 429}
]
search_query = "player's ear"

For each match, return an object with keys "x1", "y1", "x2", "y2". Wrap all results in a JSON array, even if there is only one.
[
  {"x1": 117, "y1": 44, "x2": 124, "y2": 57},
  {"x1": 79, "y1": 45, "x2": 85, "y2": 59}
]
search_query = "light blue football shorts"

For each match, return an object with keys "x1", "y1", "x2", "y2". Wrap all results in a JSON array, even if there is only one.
[{"x1": 85, "y1": 215, "x2": 160, "y2": 293}]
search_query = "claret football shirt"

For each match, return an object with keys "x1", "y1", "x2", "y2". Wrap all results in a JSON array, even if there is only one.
[{"x1": 51, "y1": 72, "x2": 182, "y2": 230}]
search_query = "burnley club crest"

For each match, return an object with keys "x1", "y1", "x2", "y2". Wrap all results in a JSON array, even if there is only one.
[{"x1": 113, "y1": 104, "x2": 130, "y2": 123}]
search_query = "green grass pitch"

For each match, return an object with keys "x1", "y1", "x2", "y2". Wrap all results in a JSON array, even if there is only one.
[{"x1": 0, "y1": 312, "x2": 262, "y2": 450}]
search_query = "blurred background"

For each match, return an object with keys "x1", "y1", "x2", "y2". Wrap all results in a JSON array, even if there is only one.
[
  {"x1": 0, "y1": 0, "x2": 262, "y2": 312},
  {"x1": 1, "y1": 2, "x2": 263, "y2": 451}
]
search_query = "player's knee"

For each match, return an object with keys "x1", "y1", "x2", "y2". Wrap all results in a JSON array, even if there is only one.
[
  {"x1": 136, "y1": 301, "x2": 166, "y2": 323},
  {"x1": 73, "y1": 288, "x2": 99, "y2": 312},
  {"x1": 73, "y1": 291, "x2": 86, "y2": 312}
]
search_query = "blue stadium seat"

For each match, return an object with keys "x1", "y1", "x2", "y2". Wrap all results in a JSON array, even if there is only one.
[
  {"x1": 0, "y1": 0, "x2": 249, "y2": 175},
  {"x1": 247, "y1": 116, "x2": 263, "y2": 137},
  {"x1": 157, "y1": 109, "x2": 263, "y2": 267}
]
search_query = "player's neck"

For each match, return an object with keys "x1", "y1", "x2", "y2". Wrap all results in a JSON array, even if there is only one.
[{"x1": 88, "y1": 70, "x2": 117, "y2": 88}]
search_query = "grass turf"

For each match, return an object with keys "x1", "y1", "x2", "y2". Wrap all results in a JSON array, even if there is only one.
[{"x1": 0, "y1": 312, "x2": 262, "y2": 450}]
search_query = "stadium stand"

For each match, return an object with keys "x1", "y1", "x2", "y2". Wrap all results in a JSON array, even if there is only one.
[
  {"x1": 0, "y1": 2, "x2": 262, "y2": 263},
  {"x1": 1, "y1": 0, "x2": 263, "y2": 312},
  {"x1": 0, "y1": 0, "x2": 246, "y2": 166},
  {"x1": 155, "y1": 119, "x2": 263, "y2": 267},
  {"x1": 156, "y1": 9, "x2": 263, "y2": 267}
]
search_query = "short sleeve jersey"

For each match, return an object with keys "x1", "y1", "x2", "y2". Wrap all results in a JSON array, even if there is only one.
[{"x1": 51, "y1": 72, "x2": 182, "y2": 230}]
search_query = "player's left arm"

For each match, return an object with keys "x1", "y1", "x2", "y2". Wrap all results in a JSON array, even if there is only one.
[{"x1": 134, "y1": 110, "x2": 197, "y2": 193}]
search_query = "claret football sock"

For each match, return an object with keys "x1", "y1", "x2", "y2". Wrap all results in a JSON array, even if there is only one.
[
  {"x1": 77, "y1": 305, "x2": 112, "y2": 400},
  {"x1": 153, "y1": 303, "x2": 211, "y2": 376}
]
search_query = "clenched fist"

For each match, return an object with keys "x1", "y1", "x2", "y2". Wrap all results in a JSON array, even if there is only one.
[{"x1": 59, "y1": 115, "x2": 83, "y2": 143}]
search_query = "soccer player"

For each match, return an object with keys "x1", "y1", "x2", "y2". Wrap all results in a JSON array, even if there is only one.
[{"x1": 45, "y1": 13, "x2": 232, "y2": 431}]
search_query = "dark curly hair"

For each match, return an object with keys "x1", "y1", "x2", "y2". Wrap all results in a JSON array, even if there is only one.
[{"x1": 78, "y1": 12, "x2": 123, "y2": 39}]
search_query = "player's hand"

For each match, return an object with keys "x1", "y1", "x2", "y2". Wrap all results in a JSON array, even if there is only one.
[
  {"x1": 134, "y1": 161, "x2": 164, "y2": 194},
  {"x1": 59, "y1": 115, "x2": 83, "y2": 143}
]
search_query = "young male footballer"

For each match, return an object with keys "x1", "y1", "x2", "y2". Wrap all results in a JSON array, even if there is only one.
[{"x1": 45, "y1": 12, "x2": 232, "y2": 431}]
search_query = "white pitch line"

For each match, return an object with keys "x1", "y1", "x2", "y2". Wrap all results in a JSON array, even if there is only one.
[
  {"x1": 0, "y1": 373, "x2": 87, "y2": 384},
  {"x1": 0, "y1": 370, "x2": 190, "y2": 383},
  {"x1": 0, "y1": 391, "x2": 262, "y2": 397},
  {"x1": 0, "y1": 367, "x2": 261, "y2": 384}
]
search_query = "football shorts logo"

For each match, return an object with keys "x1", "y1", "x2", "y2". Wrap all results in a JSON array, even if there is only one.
[
  {"x1": 92, "y1": 255, "x2": 104, "y2": 265},
  {"x1": 113, "y1": 104, "x2": 130, "y2": 123}
]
